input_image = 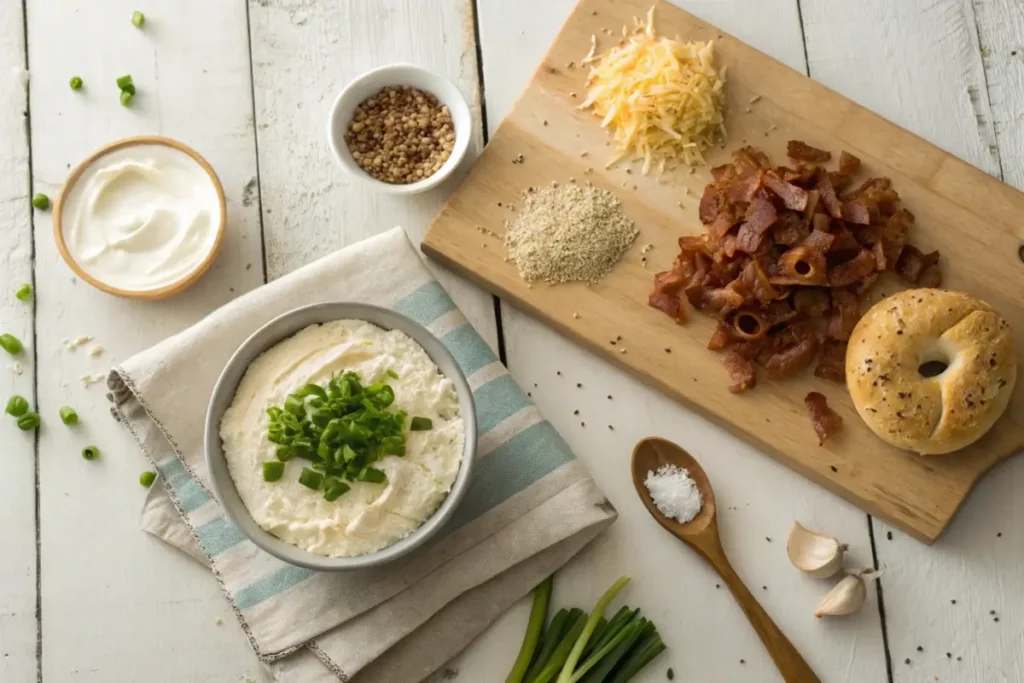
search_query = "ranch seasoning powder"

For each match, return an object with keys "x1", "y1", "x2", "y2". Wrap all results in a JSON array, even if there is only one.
[{"x1": 504, "y1": 183, "x2": 638, "y2": 285}]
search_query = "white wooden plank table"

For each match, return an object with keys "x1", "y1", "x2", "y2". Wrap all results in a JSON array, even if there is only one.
[{"x1": 0, "y1": 1, "x2": 1021, "y2": 682}]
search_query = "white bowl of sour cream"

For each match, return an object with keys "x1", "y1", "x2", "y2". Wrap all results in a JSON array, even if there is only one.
[{"x1": 54, "y1": 136, "x2": 226, "y2": 299}]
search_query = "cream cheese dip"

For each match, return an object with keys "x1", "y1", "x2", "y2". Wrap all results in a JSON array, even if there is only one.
[
  {"x1": 220, "y1": 319, "x2": 466, "y2": 558},
  {"x1": 59, "y1": 142, "x2": 222, "y2": 293}
]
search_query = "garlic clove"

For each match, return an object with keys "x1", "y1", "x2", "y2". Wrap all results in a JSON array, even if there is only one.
[
  {"x1": 815, "y1": 573, "x2": 867, "y2": 618},
  {"x1": 787, "y1": 521, "x2": 848, "y2": 578}
]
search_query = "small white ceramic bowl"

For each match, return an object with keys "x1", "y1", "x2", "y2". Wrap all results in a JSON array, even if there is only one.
[{"x1": 327, "y1": 63, "x2": 473, "y2": 194}]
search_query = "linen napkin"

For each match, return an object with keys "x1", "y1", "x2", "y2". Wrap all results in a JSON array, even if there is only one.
[{"x1": 108, "y1": 226, "x2": 616, "y2": 682}]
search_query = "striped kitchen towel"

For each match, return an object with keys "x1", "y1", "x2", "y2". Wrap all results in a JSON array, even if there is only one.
[{"x1": 108, "y1": 226, "x2": 616, "y2": 682}]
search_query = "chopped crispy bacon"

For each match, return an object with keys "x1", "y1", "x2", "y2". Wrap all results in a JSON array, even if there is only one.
[
  {"x1": 818, "y1": 174, "x2": 843, "y2": 218},
  {"x1": 762, "y1": 320, "x2": 819, "y2": 380},
  {"x1": 793, "y1": 288, "x2": 831, "y2": 317},
  {"x1": 772, "y1": 213, "x2": 810, "y2": 245},
  {"x1": 788, "y1": 140, "x2": 832, "y2": 163},
  {"x1": 764, "y1": 173, "x2": 809, "y2": 211},
  {"x1": 723, "y1": 350, "x2": 757, "y2": 394},
  {"x1": 841, "y1": 199, "x2": 871, "y2": 225},
  {"x1": 803, "y1": 229, "x2": 835, "y2": 251},
  {"x1": 828, "y1": 249, "x2": 877, "y2": 288},
  {"x1": 825, "y1": 289, "x2": 859, "y2": 341},
  {"x1": 805, "y1": 392, "x2": 843, "y2": 444},
  {"x1": 651, "y1": 141, "x2": 930, "y2": 395},
  {"x1": 771, "y1": 245, "x2": 828, "y2": 286},
  {"x1": 896, "y1": 244, "x2": 941, "y2": 284},
  {"x1": 839, "y1": 151, "x2": 861, "y2": 175},
  {"x1": 815, "y1": 341, "x2": 847, "y2": 383}
]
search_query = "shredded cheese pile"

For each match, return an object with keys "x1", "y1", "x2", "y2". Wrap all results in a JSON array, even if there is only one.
[{"x1": 580, "y1": 8, "x2": 727, "y2": 173}]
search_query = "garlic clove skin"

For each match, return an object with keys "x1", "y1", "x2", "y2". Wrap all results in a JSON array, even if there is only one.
[
  {"x1": 814, "y1": 573, "x2": 867, "y2": 618},
  {"x1": 787, "y1": 521, "x2": 848, "y2": 579}
]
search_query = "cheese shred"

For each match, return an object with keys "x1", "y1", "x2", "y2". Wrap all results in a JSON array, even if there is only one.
[{"x1": 579, "y1": 7, "x2": 727, "y2": 173}]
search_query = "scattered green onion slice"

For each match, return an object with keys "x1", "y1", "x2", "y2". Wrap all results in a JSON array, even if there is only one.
[
  {"x1": 116, "y1": 74, "x2": 133, "y2": 90},
  {"x1": 298, "y1": 467, "x2": 323, "y2": 490},
  {"x1": 59, "y1": 406, "x2": 78, "y2": 425},
  {"x1": 31, "y1": 193, "x2": 49, "y2": 210},
  {"x1": 263, "y1": 461, "x2": 285, "y2": 482},
  {"x1": 323, "y1": 476, "x2": 350, "y2": 502},
  {"x1": 386, "y1": 369, "x2": 399, "y2": 379},
  {"x1": 5, "y1": 395, "x2": 29, "y2": 417},
  {"x1": 0, "y1": 333, "x2": 24, "y2": 355},
  {"x1": 356, "y1": 466, "x2": 386, "y2": 483},
  {"x1": 139, "y1": 470, "x2": 157, "y2": 487},
  {"x1": 15, "y1": 284, "x2": 32, "y2": 301},
  {"x1": 69, "y1": 76, "x2": 83, "y2": 90},
  {"x1": 410, "y1": 416, "x2": 433, "y2": 431},
  {"x1": 121, "y1": 83, "x2": 136, "y2": 96},
  {"x1": 17, "y1": 412, "x2": 40, "y2": 431},
  {"x1": 120, "y1": 90, "x2": 134, "y2": 107},
  {"x1": 82, "y1": 445, "x2": 99, "y2": 460},
  {"x1": 131, "y1": 10, "x2": 145, "y2": 27}
]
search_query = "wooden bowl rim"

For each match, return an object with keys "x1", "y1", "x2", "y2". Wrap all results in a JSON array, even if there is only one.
[{"x1": 52, "y1": 135, "x2": 227, "y2": 300}]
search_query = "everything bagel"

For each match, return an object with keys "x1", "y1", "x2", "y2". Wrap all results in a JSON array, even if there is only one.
[{"x1": 846, "y1": 289, "x2": 1016, "y2": 455}]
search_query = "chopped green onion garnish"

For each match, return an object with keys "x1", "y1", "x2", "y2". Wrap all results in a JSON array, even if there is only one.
[
  {"x1": 298, "y1": 467, "x2": 323, "y2": 490},
  {"x1": 356, "y1": 466, "x2": 386, "y2": 483},
  {"x1": 139, "y1": 470, "x2": 157, "y2": 487},
  {"x1": 31, "y1": 193, "x2": 49, "y2": 210},
  {"x1": 69, "y1": 76, "x2": 83, "y2": 90},
  {"x1": 131, "y1": 10, "x2": 145, "y2": 27},
  {"x1": 17, "y1": 412, "x2": 40, "y2": 431},
  {"x1": 410, "y1": 416, "x2": 433, "y2": 431},
  {"x1": 120, "y1": 83, "x2": 136, "y2": 96},
  {"x1": 116, "y1": 74, "x2": 133, "y2": 90},
  {"x1": 58, "y1": 406, "x2": 78, "y2": 425},
  {"x1": 323, "y1": 476, "x2": 350, "y2": 502},
  {"x1": 82, "y1": 445, "x2": 99, "y2": 460},
  {"x1": 0, "y1": 333, "x2": 23, "y2": 355},
  {"x1": 120, "y1": 90, "x2": 134, "y2": 107},
  {"x1": 15, "y1": 284, "x2": 32, "y2": 301},
  {"x1": 386, "y1": 369, "x2": 399, "y2": 379},
  {"x1": 5, "y1": 395, "x2": 29, "y2": 417},
  {"x1": 263, "y1": 461, "x2": 285, "y2": 482}
]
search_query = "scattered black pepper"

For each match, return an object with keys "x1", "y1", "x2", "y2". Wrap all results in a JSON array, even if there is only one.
[
  {"x1": 897, "y1": 330, "x2": 903, "y2": 335},
  {"x1": 916, "y1": 645, "x2": 923, "y2": 652},
  {"x1": 607, "y1": 395, "x2": 613, "y2": 400},
  {"x1": 557, "y1": 371, "x2": 562, "y2": 376},
  {"x1": 887, "y1": 531, "x2": 893, "y2": 541},
  {"x1": 946, "y1": 652, "x2": 952, "y2": 659},
  {"x1": 527, "y1": 392, "x2": 532, "y2": 397},
  {"x1": 905, "y1": 658, "x2": 911, "y2": 665},
  {"x1": 762, "y1": 585, "x2": 767, "y2": 591},
  {"x1": 576, "y1": 382, "x2": 582, "y2": 388},
  {"x1": 830, "y1": 465, "x2": 838, "y2": 473},
  {"x1": 997, "y1": 532, "x2": 1003, "y2": 537},
  {"x1": 766, "y1": 537, "x2": 771, "y2": 542},
  {"x1": 995, "y1": 617, "x2": 1000, "y2": 622},
  {"x1": 739, "y1": 659, "x2": 745, "y2": 665},
  {"x1": 667, "y1": 668, "x2": 674, "y2": 680},
  {"x1": 951, "y1": 599, "x2": 956, "y2": 604},
  {"x1": 716, "y1": 584, "x2": 721, "y2": 589},
  {"x1": 573, "y1": 410, "x2": 579, "y2": 415},
  {"x1": 990, "y1": 610, "x2": 996, "y2": 615},
  {"x1": 608, "y1": 425, "x2": 614, "y2": 430},
  {"x1": 581, "y1": 422, "x2": 586, "y2": 427},
  {"x1": 665, "y1": 347, "x2": 672, "y2": 353},
  {"x1": 957, "y1": 656, "x2": 962, "y2": 661},
  {"x1": 497, "y1": 202, "x2": 502, "y2": 207}
]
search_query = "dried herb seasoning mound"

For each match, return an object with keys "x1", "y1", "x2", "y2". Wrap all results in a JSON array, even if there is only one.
[{"x1": 504, "y1": 184, "x2": 638, "y2": 285}]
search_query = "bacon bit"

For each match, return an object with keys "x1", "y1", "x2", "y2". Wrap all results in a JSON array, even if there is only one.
[
  {"x1": 839, "y1": 151, "x2": 861, "y2": 175},
  {"x1": 650, "y1": 141, "x2": 934, "y2": 393},
  {"x1": 815, "y1": 340, "x2": 847, "y2": 382},
  {"x1": 788, "y1": 141, "x2": 832, "y2": 163},
  {"x1": 723, "y1": 349, "x2": 757, "y2": 393},
  {"x1": 828, "y1": 250, "x2": 876, "y2": 288},
  {"x1": 805, "y1": 391, "x2": 843, "y2": 444}
]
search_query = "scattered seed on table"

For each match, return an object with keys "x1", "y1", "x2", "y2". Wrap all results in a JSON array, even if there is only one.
[
  {"x1": 607, "y1": 425, "x2": 613, "y2": 430},
  {"x1": 994, "y1": 617, "x2": 1000, "y2": 622},
  {"x1": 887, "y1": 531, "x2": 893, "y2": 540},
  {"x1": 916, "y1": 646, "x2": 923, "y2": 652},
  {"x1": 904, "y1": 658, "x2": 911, "y2": 665},
  {"x1": 830, "y1": 465, "x2": 838, "y2": 473},
  {"x1": 581, "y1": 422, "x2": 585, "y2": 427},
  {"x1": 990, "y1": 610, "x2": 996, "y2": 615},
  {"x1": 557, "y1": 371, "x2": 561, "y2": 376},
  {"x1": 664, "y1": 347, "x2": 671, "y2": 353},
  {"x1": 576, "y1": 383, "x2": 582, "y2": 388},
  {"x1": 766, "y1": 537, "x2": 771, "y2": 542},
  {"x1": 997, "y1": 532, "x2": 1002, "y2": 537},
  {"x1": 573, "y1": 410, "x2": 579, "y2": 415},
  {"x1": 715, "y1": 584, "x2": 720, "y2": 589},
  {"x1": 739, "y1": 659, "x2": 745, "y2": 665},
  {"x1": 607, "y1": 395, "x2": 612, "y2": 400},
  {"x1": 951, "y1": 599, "x2": 957, "y2": 604},
  {"x1": 762, "y1": 585, "x2": 767, "y2": 591},
  {"x1": 957, "y1": 656, "x2": 962, "y2": 661},
  {"x1": 667, "y1": 668, "x2": 674, "y2": 680},
  {"x1": 946, "y1": 652, "x2": 952, "y2": 659}
]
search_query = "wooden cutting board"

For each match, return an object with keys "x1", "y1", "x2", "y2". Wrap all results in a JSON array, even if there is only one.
[{"x1": 422, "y1": 0, "x2": 1024, "y2": 543}]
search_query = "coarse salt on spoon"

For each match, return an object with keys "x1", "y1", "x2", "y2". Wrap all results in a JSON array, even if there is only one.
[{"x1": 631, "y1": 436, "x2": 821, "y2": 683}]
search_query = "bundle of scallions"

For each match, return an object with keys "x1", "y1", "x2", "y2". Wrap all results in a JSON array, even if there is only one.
[{"x1": 505, "y1": 576, "x2": 665, "y2": 683}]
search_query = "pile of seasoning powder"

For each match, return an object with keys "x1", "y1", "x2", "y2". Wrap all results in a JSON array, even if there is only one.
[{"x1": 504, "y1": 183, "x2": 638, "y2": 285}]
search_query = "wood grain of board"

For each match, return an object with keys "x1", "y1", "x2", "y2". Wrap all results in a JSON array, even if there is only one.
[{"x1": 424, "y1": 0, "x2": 1024, "y2": 543}]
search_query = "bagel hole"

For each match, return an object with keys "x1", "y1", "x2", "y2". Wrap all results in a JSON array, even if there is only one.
[
  {"x1": 794, "y1": 260, "x2": 811, "y2": 275},
  {"x1": 736, "y1": 313, "x2": 761, "y2": 336},
  {"x1": 918, "y1": 360, "x2": 949, "y2": 378}
]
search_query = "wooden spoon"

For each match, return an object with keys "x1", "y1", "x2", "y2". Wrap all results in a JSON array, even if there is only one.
[{"x1": 631, "y1": 436, "x2": 821, "y2": 683}]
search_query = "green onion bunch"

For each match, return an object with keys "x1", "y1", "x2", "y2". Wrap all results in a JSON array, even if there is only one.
[
  {"x1": 263, "y1": 371, "x2": 431, "y2": 502},
  {"x1": 506, "y1": 576, "x2": 666, "y2": 683}
]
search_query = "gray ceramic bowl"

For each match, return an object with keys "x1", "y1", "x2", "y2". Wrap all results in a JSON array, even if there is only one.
[{"x1": 204, "y1": 302, "x2": 477, "y2": 571}]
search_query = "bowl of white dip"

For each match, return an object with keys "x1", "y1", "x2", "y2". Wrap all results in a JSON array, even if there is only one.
[
  {"x1": 54, "y1": 135, "x2": 226, "y2": 299},
  {"x1": 205, "y1": 302, "x2": 477, "y2": 571}
]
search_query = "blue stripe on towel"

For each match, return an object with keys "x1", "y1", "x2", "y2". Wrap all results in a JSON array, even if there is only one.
[
  {"x1": 473, "y1": 375, "x2": 532, "y2": 434},
  {"x1": 235, "y1": 565, "x2": 317, "y2": 611},
  {"x1": 392, "y1": 282, "x2": 456, "y2": 326},
  {"x1": 442, "y1": 325, "x2": 498, "y2": 377},
  {"x1": 195, "y1": 516, "x2": 248, "y2": 556},
  {"x1": 449, "y1": 420, "x2": 574, "y2": 529},
  {"x1": 177, "y1": 478, "x2": 212, "y2": 513}
]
